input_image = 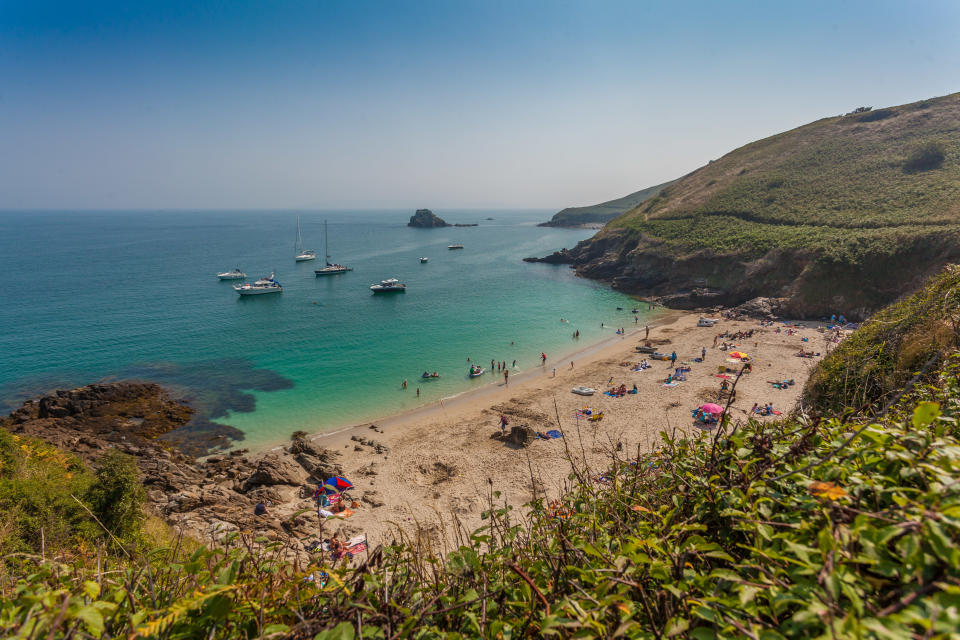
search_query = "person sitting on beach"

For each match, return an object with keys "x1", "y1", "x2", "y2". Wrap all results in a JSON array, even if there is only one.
[
  {"x1": 254, "y1": 501, "x2": 268, "y2": 516},
  {"x1": 751, "y1": 403, "x2": 759, "y2": 414}
]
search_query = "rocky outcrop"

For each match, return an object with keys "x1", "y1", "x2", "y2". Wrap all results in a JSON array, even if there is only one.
[
  {"x1": 408, "y1": 209, "x2": 450, "y2": 228},
  {"x1": 1, "y1": 382, "x2": 352, "y2": 546}
]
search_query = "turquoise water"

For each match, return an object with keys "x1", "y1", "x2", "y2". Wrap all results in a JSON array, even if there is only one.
[{"x1": 0, "y1": 210, "x2": 652, "y2": 451}]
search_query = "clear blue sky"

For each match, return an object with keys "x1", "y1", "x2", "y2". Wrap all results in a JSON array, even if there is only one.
[{"x1": 2, "y1": 0, "x2": 958, "y2": 210}]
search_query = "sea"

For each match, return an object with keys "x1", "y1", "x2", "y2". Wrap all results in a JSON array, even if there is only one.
[{"x1": 0, "y1": 210, "x2": 656, "y2": 452}]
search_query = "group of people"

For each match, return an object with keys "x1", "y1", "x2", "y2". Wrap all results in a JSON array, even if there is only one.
[{"x1": 751, "y1": 402, "x2": 778, "y2": 416}]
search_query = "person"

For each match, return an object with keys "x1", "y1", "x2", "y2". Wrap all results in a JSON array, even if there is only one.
[
  {"x1": 635, "y1": 317, "x2": 638, "y2": 324},
  {"x1": 512, "y1": 359, "x2": 517, "y2": 367},
  {"x1": 670, "y1": 351, "x2": 677, "y2": 366},
  {"x1": 402, "y1": 379, "x2": 407, "y2": 389},
  {"x1": 645, "y1": 325, "x2": 649, "y2": 339},
  {"x1": 713, "y1": 335, "x2": 718, "y2": 347},
  {"x1": 601, "y1": 322, "x2": 604, "y2": 328},
  {"x1": 254, "y1": 501, "x2": 268, "y2": 516},
  {"x1": 416, "y1": 387, "x2": 420, "y2": 398},
  {"x1": 504, "y1": 369, "x2": 509, "y2": 385},
  {"x1": 701, "y1": 347, "x2": 707, "y2": 359},
  {"x1": 423, "y1": 370, "x2": 429, "y2": 378},
  {"x1": 552, "y1": 367, "x2": 556, "y2": 377},
  {"x1": 751, "y1": 403, "x2": 758, "y2": 414},
  {"x1": 541, "y1": 352, "x2": 547, "y2": 364},
  {"x1": 632, "y1": 383, "x2": 637, "y2": 392},
  {"x1": 575, "y1": 330, "x2": 580, "y2": 338},
  {"x1": 499, "y1": 415, "x2": 509, "y2": 431},
  {"x1": 570, "y1": 361, "x2": 574, "y2": 369},
  {"x1": 491, "y1": 359, "x2": 495, "y2": 370}
]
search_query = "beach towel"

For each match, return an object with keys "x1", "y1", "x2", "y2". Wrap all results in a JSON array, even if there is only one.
[
  {"x1": 346, "y1": 535, "x2": 366, "y2": 547},
  {"x1": 663, "y1": 382, "x2": 679, "y2": 387},
  {"x1": 546, "y1": 429, "x2": 563, "y2": 439},
  {"x1": 347, "y1": 542, "x2": 366, "y2": 555},
  {"x1": 714, "y1": 374, "x2": 732, "y2": 379}
]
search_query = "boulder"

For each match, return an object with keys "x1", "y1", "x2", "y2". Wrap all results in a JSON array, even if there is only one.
[
  {"x1": 508, "y1": 424, "x2": 536, "y2": 447},
  {"x1": 242, "y1": 453, "x2": 303, "y2": 491},
  {"x1": 407, "y1": 209, "x2": 450, "y2": 228}
]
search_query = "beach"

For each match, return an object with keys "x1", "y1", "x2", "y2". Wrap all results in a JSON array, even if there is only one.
[{"x1": 259, "y1": 311, "x2": 841, "y2": 548}]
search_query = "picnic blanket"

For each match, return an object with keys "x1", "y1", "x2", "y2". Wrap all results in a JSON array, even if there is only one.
[
  {"x1": 663, "y1": 382, "x2": 680, "y2": 387},
  {"x1": 546, "y1": 429, "x2": 563, "y2": 439}
]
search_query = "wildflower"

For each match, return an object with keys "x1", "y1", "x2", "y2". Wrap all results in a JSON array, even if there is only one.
[{"x1": 809, "y1": 481, "x2": 848, "y2": 501}]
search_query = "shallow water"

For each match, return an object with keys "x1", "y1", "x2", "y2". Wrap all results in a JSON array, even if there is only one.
[{"x1": 0, "y1": 210, "x2": 655, "y2": 450}]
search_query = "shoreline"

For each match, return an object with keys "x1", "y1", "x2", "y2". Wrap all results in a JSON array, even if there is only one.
[{"x1": 255, "y1": 309, "x2": 683, "y2": 455}]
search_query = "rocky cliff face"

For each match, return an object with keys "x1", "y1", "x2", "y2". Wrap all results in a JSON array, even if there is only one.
[
  {"x1": 529, "y1": 228, "x2": 960, "y2": 320},
  {"x1": 408, "y1": 209, "x2": 450, "y2": 228}
]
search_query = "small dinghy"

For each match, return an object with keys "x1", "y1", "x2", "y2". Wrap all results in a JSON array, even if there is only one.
[
  {"x1": 468, "y1": 366, "x2": 485, "y2": 378},
  {"x1": 571, "y1": 386, "x2": 596, "y2": 396}
]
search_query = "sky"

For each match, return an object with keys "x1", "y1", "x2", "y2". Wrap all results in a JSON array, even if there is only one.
[{"x1": 1, "y1": 0, "x2": 959, "y2": 210}]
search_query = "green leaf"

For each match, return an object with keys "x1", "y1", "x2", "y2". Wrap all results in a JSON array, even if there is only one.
[
  {"x1": 665, "y1": 617, "x2": 689, "y2": 637},
  {"x1": 73, "y1": 605, "x2": 105, "y2": 636},
  {"x1": 314, "y1": 622, "x2": 356, "y2": 640},
  {"x1": 913, "y1": 402, "x2": 941, "y2": 429}
]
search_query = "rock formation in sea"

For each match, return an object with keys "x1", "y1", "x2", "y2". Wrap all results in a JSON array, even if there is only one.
[{"x1": 407, "y1": 209, "x2": 451, "y2": 228}]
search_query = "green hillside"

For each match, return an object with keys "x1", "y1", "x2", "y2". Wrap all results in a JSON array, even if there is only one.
[
  {"x1": 5, "y1": 269, "x2": 960, "y2": 638},
  {"x1": 540, "y1": 180, "x2": 675, "y2": 227},
  {"x1": 545, "y1": 93, "x2": 960, "y2": 317}
]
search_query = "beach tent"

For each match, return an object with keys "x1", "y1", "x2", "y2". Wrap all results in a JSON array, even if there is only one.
[
  {"x1": 323, "y1": 476, "x2": 354, "y2": 495},
  {"x1": 699, "y1": 403, "x2": 724, "y2": 414},
  {"x1": 728, "y1": 351, "x2": 750, "y2": 360}
]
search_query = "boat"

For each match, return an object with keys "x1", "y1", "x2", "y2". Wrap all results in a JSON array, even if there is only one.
[
  {"x1": 370, "y1": 278, "x2": 406, "y2": 293},
  {"x1": 419, "y1": 257, "x2": 429, "y2": 263},
  {"x1": 448, "y1": 243, "x2": 464, "y2": 250},
  {"x1": 234, "y1": 272, "x2": 282, "y2": 296},
  {"x1": 697, "y1": 317, "x2": 719, "y2": 327},
  {"x1": 636, "y1": 345, "x2": 657, "y2": 353},
  {"x1": 217, "y1": 268, "x2": 246, "y2": 280},
  {"x1": 314, "y1": 220, "x2": 353, "y2": 275},
  {"x1": 421, "y1": 371, "x2": 440, "y2": 379},
  {"x1": 571, "y1": 386, "x2": 596, "y2": 396},
  {"x1": 295, "y1": 217, "x2": 316, "y2": 262},
  {"x1": 468, "y1": 365, "x2": 485, "y2": 377}
]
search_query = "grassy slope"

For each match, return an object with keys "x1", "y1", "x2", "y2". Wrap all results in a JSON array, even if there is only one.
[
  {"x1": 6, "y1": 269, "x2": 960, "y2": 638},
  {"x1": 544, "y1": 180, "x2": 675, "y2": 226},
  {"x1": 607, "y1": 93, "x2": 960, "y2": 257}
]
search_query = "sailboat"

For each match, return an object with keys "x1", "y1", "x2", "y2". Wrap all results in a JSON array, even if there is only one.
[
  {"x1": 314, "y1": 220, "x2": 353, "y2": 276},
  {"x1": 295, "y1": 217, "x2": 316, "y2": 261}
]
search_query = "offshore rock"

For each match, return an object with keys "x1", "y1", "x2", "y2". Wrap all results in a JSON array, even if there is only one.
[{"x1": 407, "y1": 209, "x2": 450, "y2": 228}]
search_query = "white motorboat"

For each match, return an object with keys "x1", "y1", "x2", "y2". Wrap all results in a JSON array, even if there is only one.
[
  {"x1": 370, "y1": 278, "x2": 406, "y2": 293},
  {"x1": 314, "y1": 220, "x2": 353, "y2": 276},
  {"x1": 448, "y1": 243, "x2": 464, "y2": 250},
  {"x1": 419, "y1": 257, "x2": 429, "y2": 263},
  {"x1": 295, "y1": 217, "x2": 316, "y2": 261},
  {"x1": 235, "y1": 272, "x2": 282, "y2": 296},
  {"x1": 217, "y1": 268, "x2": 246, "y2": 280},
  {"x1": 571, "y1": 386, "x2": 596, "y2": 396},
  {"x1": 468, "y1": 365, "x2": 485, "y2": 377}
]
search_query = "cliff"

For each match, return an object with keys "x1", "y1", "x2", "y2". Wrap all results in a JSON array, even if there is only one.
[
  {"x1": 407, "y1": 209, "x2": 450, "y2": 227},
  {"x1": 532, "y1": 92, "x2": 960, "y2": 319},
  {"x1": 538, "y1": 180, "x2": 675, "y2": 227}
]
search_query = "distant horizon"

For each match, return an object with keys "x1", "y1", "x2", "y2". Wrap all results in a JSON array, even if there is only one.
[{"x1": 2, "y1": 0, "x2": 958, "y2": 210}]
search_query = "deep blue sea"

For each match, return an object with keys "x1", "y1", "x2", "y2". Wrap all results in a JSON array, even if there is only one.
[{"x1": 0, "y1": 210, "x2": 653, "y2": 451}]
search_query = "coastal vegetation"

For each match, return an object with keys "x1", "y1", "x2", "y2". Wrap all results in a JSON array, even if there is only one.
[
  {"x1": 539, "y1": 180, "x2": 675, "y2": 227},
  {"x1": 538, "y1": 92, "x2": 960, "y2": 317},
  {"x1": 3, "y1": 268, "x2": 960, "y2": 637}
]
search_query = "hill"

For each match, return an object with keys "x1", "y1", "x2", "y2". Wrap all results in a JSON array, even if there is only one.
[
  {"x1": 532, "y1": 92, "x2": 960, "y2": 318},
  {"x1": 539, "y1": 180, "x2": 675, "y2": 227}
]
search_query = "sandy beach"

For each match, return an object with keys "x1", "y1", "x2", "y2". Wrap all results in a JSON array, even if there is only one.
[{"x1": 267, "y1": 311, "x2": 841, "y2": 549}]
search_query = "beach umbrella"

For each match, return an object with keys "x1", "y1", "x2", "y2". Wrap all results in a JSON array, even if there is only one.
[
  {"x1": 728, "y1": 351, "x2": 750, "y2": 360},
  {"x1": 323, "y1": 476, "x2": 353, "y2": 494},
  {"x1": 700, "y1": 403, "x2": 724, "y2": 414}
]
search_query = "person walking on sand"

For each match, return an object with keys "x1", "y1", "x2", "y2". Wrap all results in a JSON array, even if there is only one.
[
  {"x1": 670, "y1": 351, "x2": 677, "y2": 366},
  {"x1": 570, "y1": 361, "x2": 574, "y2": 369},
  {"x1": 645, "y1": 325, "x2": 649, "y2": 339},
  {"x1": 504, "y1": 369, "x2": 509, "y2": 386},
  {"x1": 552, "y1": 367, "x2": 556, "y2": 377},
  {"x1": 499, "y1": 415, "x2": 509, "y2": 431},
  {"x1": 701, "y1": 347, "x2": 707, "y2": 359}
]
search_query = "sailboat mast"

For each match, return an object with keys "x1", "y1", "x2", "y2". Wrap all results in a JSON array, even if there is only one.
[
  {"x1": 296, "y1": 217, "x2": 303, "y2": 253},
  {"x1": 325, "y1": 220, "x2": 330, "y2": 263}
]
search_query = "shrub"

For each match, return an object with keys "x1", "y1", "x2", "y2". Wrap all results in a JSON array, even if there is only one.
[
  {"x1": 858, "y1": 107, "x2": 895, "y2": 122},
  {"x1": 85, "y1": 449, "x2": 146, "y2": 543},
  {"x1": 903, "y1": 140, "x2": 946, "y2": 172}
]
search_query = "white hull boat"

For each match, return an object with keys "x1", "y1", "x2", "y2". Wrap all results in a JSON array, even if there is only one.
[
  {"x1": 448, "y1": 244, "x2": 464, "y2": 250},
  {"x1": 419, "y1": 257, "x2": 429, "y2": 263},
  {"x1": 235, "y1": 272, "x2": 282, "y2": 296},
  {"x1": 571, "y1": 386, "x2": 596, "y2": 396},
  {"x1": 370, "y1": 277, "x2": 406, "y2": 293},
  {"x1": 217, "y1": 268, "x2": 246, "y2": 280},
  {"x1": 295, "y1": 217, "x2": 316, "y2": 261}
]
